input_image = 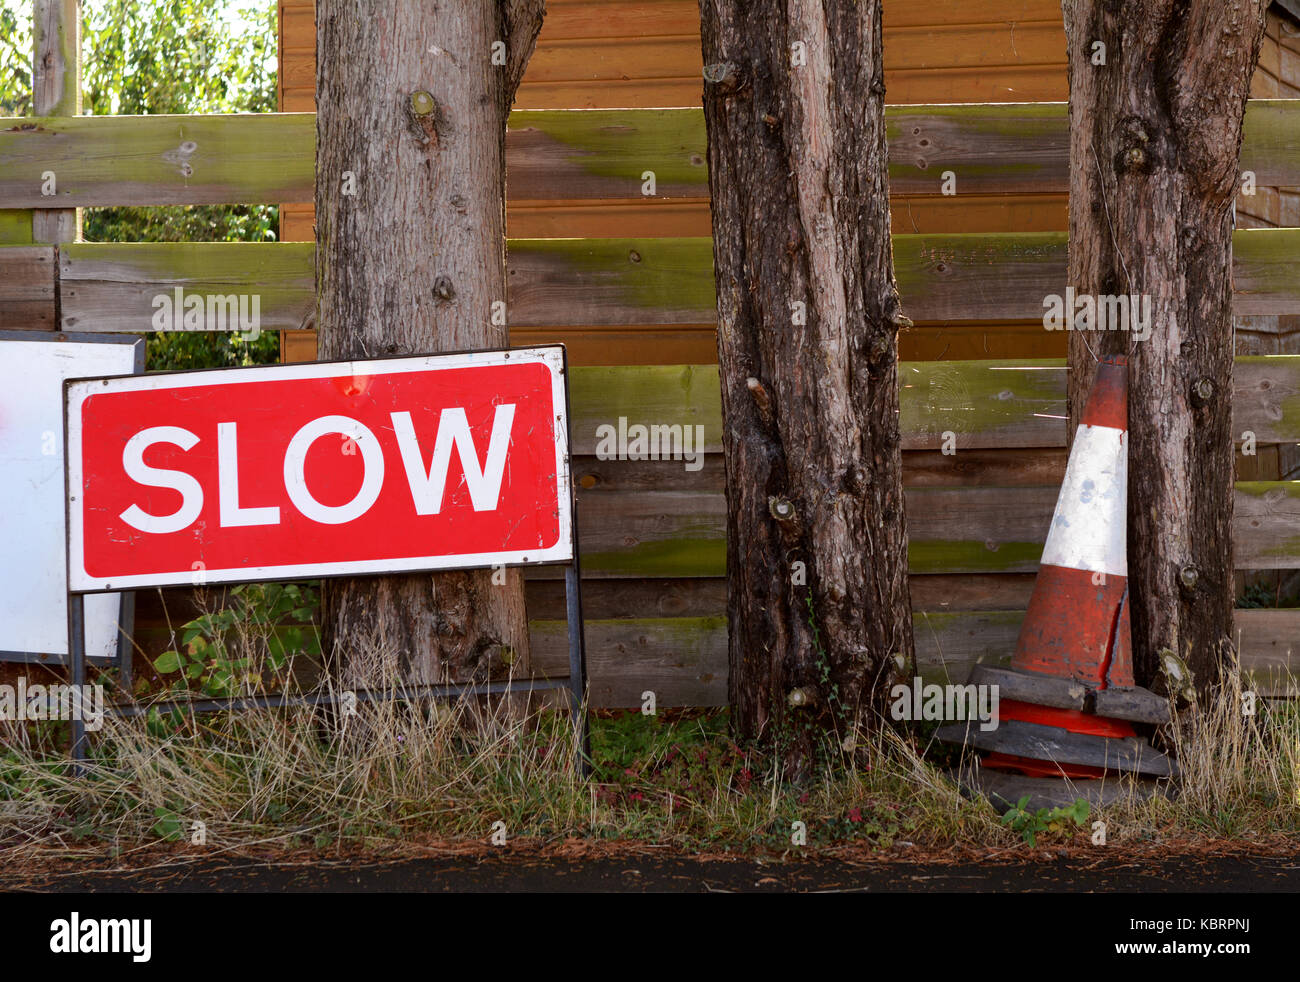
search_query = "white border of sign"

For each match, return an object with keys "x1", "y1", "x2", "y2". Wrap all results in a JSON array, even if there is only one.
[{"x1": 66, "y1": 345, "x2": 573, "y2": 593}]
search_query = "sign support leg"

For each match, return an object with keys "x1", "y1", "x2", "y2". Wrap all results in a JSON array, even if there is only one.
[
  {"x1": 68, "y1": 592, "x2": 87, "y2": 773},
  {"x1": 564, "y1": 560, "x2": 590, "y2": 775}
]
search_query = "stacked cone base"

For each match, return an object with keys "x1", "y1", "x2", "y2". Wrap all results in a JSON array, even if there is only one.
[
  {"x1": 950, "y1": 760, "x2": 1170, "y2": 814},
  {"x1": 935, "y1": 717, "x2": 1178, "y2": 779}
]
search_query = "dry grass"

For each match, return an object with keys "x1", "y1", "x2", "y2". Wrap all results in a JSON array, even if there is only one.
[
  {"x1": 1, "y1": 642, "x2": 1297, "y2": 858},
  {"x1": 1095, "y1": 666, "x2": 1300, "y2": 841}
]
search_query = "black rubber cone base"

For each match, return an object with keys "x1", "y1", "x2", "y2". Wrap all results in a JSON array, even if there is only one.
[
  {"x1": 948, "y1": 760, "x2": 1170, "y2": 814},
  {"x1": 935, "y1": 717, "x2": 1179, "y2": 779}
]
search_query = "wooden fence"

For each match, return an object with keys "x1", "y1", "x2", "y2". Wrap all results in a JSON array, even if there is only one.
[{"x1": 3, "y1": 103, "x2": 1298, "y2": 706}]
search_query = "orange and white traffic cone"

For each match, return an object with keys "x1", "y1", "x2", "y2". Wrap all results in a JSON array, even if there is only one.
[{"x1": 938, "y1": 356, "x2": 1176, "y2": 781}]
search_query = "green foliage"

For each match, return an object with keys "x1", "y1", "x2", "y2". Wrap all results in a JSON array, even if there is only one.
[
  {"x1": 150, "y1": 806, "x2": 185, "y2": 841},
  {"x1": 1000, "y1": 795, "x2": 1090, "y2": 846},
  {"x1": 822, "y1": 799, "x2": 917, "y2": 849},
  {"x1": 152, "y1": 582, "x2": 320, "y2": 698},
  {"x1": 590, "y1": 710, "x2": 730, "y2": 785},
  {"x1": 81, "y1": 0, "x2": 276, "y2": 117},
  {"x1": 82, "y1": 0, "x2": 281, "y2": 369},
  {"x1": 0, "y1": 0, "x2": 281, "y2": 369},
  {"x1": 146, "y1": 326, "x2": 278, "y2": 372},
  {"x1": 1237, "y1": 580, "x2": 1299, "y2": 610},
  {"x1": 0, "y1": 3, "x2": 31, "y2": 115}
]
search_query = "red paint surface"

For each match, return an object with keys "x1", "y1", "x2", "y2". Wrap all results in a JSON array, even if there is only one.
[
  {"x1": 1079, "y1": 356, "x2": 1128, "y2": 430},
  {"x1": 1012, "y1": 564, "x2": 1132, "y2": 686},
  {"x1": 998, "y1": 699, "x2": 1135, "y2": 738},
  {"x1": 76, "y1": 362, "x2": 561, "y2": 580},
  {"x1": 982, "y1": 752, "x2": 1109, "y2": 780}
]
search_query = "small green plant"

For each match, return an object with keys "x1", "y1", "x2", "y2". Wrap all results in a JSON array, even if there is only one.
[
  {"x1": 1000, "y1": 796, "x2": 1090, "y2": 846},
  {"x1": 150, "y1": 807, "x2": 185, "y2": 842},
  {"x1": 151, "y1": 583, "x2": 320, "y2": 698}
]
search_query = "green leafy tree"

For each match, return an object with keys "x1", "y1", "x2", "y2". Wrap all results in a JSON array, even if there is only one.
[
  {"x1": 0, "y1": 0, "x2": 280, "y2": 368},
  {"x1": 0, "y1": 3, "x2": 31, "y2": 115}
]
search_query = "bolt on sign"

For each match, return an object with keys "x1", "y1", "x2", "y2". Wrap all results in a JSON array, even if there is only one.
[{"x1": 66, "y1": 347, "x2": 572, "y2": 591}]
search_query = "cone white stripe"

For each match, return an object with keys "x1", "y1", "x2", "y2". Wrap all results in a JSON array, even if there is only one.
[{"x1": 1039, "y1": 423, "x2": 1127, "y2": 577}]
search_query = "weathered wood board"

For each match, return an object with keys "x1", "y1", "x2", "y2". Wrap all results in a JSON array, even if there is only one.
[
  {"x1": 33, "y1": 229, "x2": 1300, "y2": 333},
  {"x1": 3, "y1": 101, "x2": 1295, "y2": 205},
  {"x1": 0, "y1": 246, "x2": 55, "y2": 330},
  {"x1": 124, "y1": 597, "x2": 1300, "y2": 709}
]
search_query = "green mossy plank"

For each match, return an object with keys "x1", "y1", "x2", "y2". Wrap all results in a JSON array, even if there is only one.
[
  {"x1": 885, "y1": 102, "x2": 1068, "y2": 194},
  {"x1": 560, "y1": 482, "x2": 1300, "y2": 578},
  {"x1": 1236, "y1": 480, "x2": 1300, "y2": 567},
  {"x1": 0, "y1": 210, "x2": 34, "y2": 244},
  {"x1": 1232, "y1": 228, "x2": 1300, "y2": 316},
  {"x1": 1234, "y1": 355, "x2": 1300, "y2": 444},
  {"x1": 1239, "y1": 100, "x2": 1300, "y2": 188},
  {"x1": 58, "y1": 242, "x2": 315, "y2": 333},
  {"x1": 3, "y1": 101, "x2": 1295, "y2": 205},
  {"x1": 899, "y1": 358, "x2": 1065, "y2": 449},
  {"x1": 508, "y1": 108, "x2": 709, "y2": 196},
  {"x1": 507, "y1": 237, "x2": 717, "y2": 325},
  {"x1": 34, "y1": 228, "x2": 1298, "y2": 332},
  {"x1": 568, "y1": 364, "x2": 723, "y2": 453},
  {"x1": 530, "y1": 615, "x2": 728, "y2": 708},
  {"x1": 0, "y1": 113, "x2": 316, "y2": 208},
  {"x1": 564, "y1": 358, "x2": 1300, "y2": 454}
]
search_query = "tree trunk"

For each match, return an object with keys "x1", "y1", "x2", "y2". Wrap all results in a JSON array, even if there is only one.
[
  {"x1": 315, "y1": 0, "x2": 543, "y2": 686},
  {"x1": 697, "y1": 0, "x2": 913, "y2": 774},
  {"x1": 1062, "y1": 0, "x2": 1268, "y2": 696}
]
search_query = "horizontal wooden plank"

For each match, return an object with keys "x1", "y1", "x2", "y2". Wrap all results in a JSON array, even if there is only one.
[
  {"x1": 44, "y1": 229, "x2": 1300, "y2": 335},
  {"x1": 881, "y1": 0, "x2": 1065, "y2": 30},
  {"x1": 506, "y1": 237, "x2": 717, "y2": 324},
  {"x1": 6, "y1": 102, "x2": 1295, "y2": 206},
  {"x1": 507, "y1": 109, "x2": 707, "y2": 200},
  {"x1": 564, "y1": 361, "x2": 1070, "y2": 453},
  {"x1": 283, "y1": 319, "x2": 1077, "y2": 367},
  {"x1": 554, "y1": 483, "x2": 1300, "y2": 578},
  {"x1": 526, "y1": 608, "x2": 1300, "y2": 707},
  {"x1": 129, "y1": 588, "x2": 1296, "y2": 712},
  {"x1": 567, "y1": 358, "x2": 1300, "y2": 452},
  {"x1": 0, "y1": 245, "x2": 56, "y2": 330},
  {"x1": 44, "y1": 253, "x2": 1300, "y2": 444},
  {"x1": 968, "y1": 481, "x2": 1300, "y2": 571},
  {"x1": 58, "y1": 242, "x2": 315, "y2": 333},
  {"x1": 524, "y1": 575, "x2": 1037, "y2": 620},
  {"x1": 881, "y1": 21, "x2": 1063, "y2": 72},
  {"x1": 538, "y1": 0, "x2": 703, "y2": 41},
  {"x1": 532, "y1": 616, "x2": 728, "y2": 707},
  {"x1": 568, "y1": 444, "x2": 1279, "y2": 493},
  {"x1": 1236, "y1": 481, "x2": 1300, "y2": 568},
  {"x1": 0, "y1": 114, "x2": 316, "y2": 208},
  {"x1": 0, "y1": 245, "x2": 54, "y2": 302}
]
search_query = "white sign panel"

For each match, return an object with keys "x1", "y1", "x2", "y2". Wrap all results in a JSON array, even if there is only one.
[{"x1": 0, "y1": 333, "x2": 143, "y2": 661}]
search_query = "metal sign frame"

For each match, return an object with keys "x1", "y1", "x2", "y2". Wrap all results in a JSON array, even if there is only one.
[
  {"x1": 62, "y1": 344, "x2": 588, "y2": 768},
  {"x1": 0, "y1": 331, "x2": 143, "y2": 682}
]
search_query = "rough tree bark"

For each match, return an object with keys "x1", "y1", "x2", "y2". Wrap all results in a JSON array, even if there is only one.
[
  {"x1": 1062, "y1": 0, "x2": 1268, "y2": 695},
  {"x1": 697, "y1": 0, "x2": 913, "y2": 773},
  {"x1": 315, "y1": 0, "x2": 544, "y2": 685}
]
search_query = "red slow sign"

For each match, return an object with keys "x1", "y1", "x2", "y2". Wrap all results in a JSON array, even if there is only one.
[{"x1": 66, "y1": 347, "x2": 571, "y2": 592}]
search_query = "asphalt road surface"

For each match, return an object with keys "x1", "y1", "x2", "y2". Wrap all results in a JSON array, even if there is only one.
[{"x1": 8, "y1": 851, "x2": 1300, "y2": 892}]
